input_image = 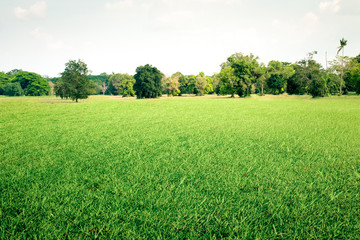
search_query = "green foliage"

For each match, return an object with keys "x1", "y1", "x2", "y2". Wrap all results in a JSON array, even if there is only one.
[
  {"x1": 54, "y1": 79, "x2": 69, "y2": 99},
  {"x1": 12, "y1": 71, "x2": 50, "y2": 96},
  {"x1": 253, "y1": 63, "x2": 267, "y2": 96},
  {"x1": 3, "y1": 82, "x2": 23, "y2": 96},
  {"x1": 325, "y1": 73, "x2": 341, "y2": 95},
  {"x1": 107, "y1": 73, "x2": 135, "y2": 96},
  {"x1": 337, "y1": 38, "x2": 347, "y2": 55},
  {"x1": 122, "y1": 80, "x2": 136, "y2": 97},
  {"x1": 267, "y1": 74, "x2": 285, "y2": 94},
  {"x1": 89, "y1": 73, "x2": 109, "y2": 86},
  {"x1": 6, "y1": 69, "x2": 22, "y2": 76},
  {"x1": 204, "y1": 76, "x2": 214, "y2": 94},
  {"x1": 0, "y1": 72, "x2": 11, "y2": 95},
  {"x1": 134, "y1": 64, "x2": 163, "y2": 99},
  {"x1": 265, "y1": 61, "x2": 294, "y2": 95},
  {"x1": 217, "y1": 66, "x2": 238, "y2": 97},
  {"x1": 164, "y1": 72, "x2": 181, "y2": 96},
  {"x1": 204, "y1": 83, "x2": 213, "y2": 94},
  {"x1": 194, "y1": 72, "x2": 208, "y2": 96},
  {"x1": 226, "y1": 53, "x2": 261, "y2": 97},
  {"x1": 56, "y1": 59, "x2": 91, "y2": 102},
  {"x1": 350, "y1": 66, "x2": 360, "y2": 94},
  {"x1": 309, "y1": 76, "x2": 328, "y2": 97},
  {"x1": 356, "y1": 54, "x2": 360, "y2": 64},
  {"x1": 179, "y1": 75, "x2": 196, "y2": 95},
  {"x1": 1, "y1": 95, "x2": 360, "y2": 239},
  {"x1": 178, "y1": 75, "x2": 189, "y2": 94},
  {"x1": 89, "y1": 73, "x2": 109, "y2": 95},
  {"x1": 287, "y1": 54, "x2": 323, "y2": 95}
]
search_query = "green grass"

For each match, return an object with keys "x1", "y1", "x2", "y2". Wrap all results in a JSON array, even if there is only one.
[{"x1": 1, "y1": 94, "x2": 360, "y2": 239}]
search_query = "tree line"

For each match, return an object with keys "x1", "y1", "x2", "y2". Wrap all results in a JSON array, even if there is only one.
[{"x1": 1, "y1": 41, "x2": 360, "y2": 101}]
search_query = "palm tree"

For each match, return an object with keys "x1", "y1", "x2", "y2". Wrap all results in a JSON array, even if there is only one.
[
  {"x1": 337, "y1": 38, "x2": 347, "y2": 95},
  {"x1": 337, "y1": 38, "x2": 347, "y2": 56}
]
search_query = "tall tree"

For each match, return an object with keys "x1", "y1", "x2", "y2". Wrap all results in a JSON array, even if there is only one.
[
  {"x1": 226, "y1": 53, "x2": 261, "y2": 97},
  {"x1": 134, "y1": 64, "x2": 163, "y2": 99},
  {"x1": 337, "y1": 38, "x2": 348, "y2": 95},
  {"x1": 56, "y1": 59, "x2": 91, "y2": 102}
]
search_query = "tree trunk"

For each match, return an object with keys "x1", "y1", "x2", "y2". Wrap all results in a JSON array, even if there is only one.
[{"x1": 340, "y1": 48, "x2": 344, "y2": 95}]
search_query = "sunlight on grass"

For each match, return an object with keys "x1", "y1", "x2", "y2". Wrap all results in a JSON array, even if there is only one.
[{"x1": 0, "y1": 95, "x2": 359, "y2": 238}]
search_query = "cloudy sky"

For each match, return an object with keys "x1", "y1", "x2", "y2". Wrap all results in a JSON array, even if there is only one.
[{"x1": 1, "y1": 0, "x2": 359, "y2": 77}]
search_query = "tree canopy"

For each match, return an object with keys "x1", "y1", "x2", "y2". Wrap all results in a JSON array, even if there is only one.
[
  {"x1": 55, "y1": 59, "x2": 91, "y2": 102},
  {"x1": 13, "y1": 71, "x2": 50, "y2": 96},
  {"x1": 0, "y1": 72, "x2": 11, "y2": 95},
  {"x1": 133, "y1": 64, "x2": 163, "y2": 99}
]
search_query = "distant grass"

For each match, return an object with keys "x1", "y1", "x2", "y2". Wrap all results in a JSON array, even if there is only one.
[{"x1": 1, "y1": 95, "x2": 360, "y2": 239}]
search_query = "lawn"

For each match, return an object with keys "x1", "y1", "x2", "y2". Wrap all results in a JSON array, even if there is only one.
[{"x1": 0, "y1": 95, "x2": 360, "y2": 239}]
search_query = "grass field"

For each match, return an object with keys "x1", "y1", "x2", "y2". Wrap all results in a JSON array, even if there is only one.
[{"x1": 1, "y1": 94, "x2": 360, "y2": 239}]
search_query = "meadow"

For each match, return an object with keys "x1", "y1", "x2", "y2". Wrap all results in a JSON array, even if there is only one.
[{"x1": 0, "y1": 94, "x2": 359, "y2": 239}]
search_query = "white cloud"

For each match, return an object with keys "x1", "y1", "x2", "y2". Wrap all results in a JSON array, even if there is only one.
[
  {"x1": 319, "y1": 0, "x2": 340, "y2": 13},
  {"x1": 14, "y1": 1, "x2": 47, "y2": 20},
  {"x1": 31, "y1": 28, "x2": 65, "y2": 50}
]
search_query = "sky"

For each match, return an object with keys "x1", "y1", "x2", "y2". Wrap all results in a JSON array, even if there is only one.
[{"x1": 1, "y1": 0, "x2": 359, "y2": 77}]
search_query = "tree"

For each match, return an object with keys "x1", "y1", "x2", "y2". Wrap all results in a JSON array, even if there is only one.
[
  {"x1": 54, "y1": 80, "x2": 69, "y2": 99},
  {"x1": 204, "y1": 76, "x2": 214, "y2": 94},
  {"x1": 325, "y1": 73, "x2": 341, "y2": 95},
  {"x1": 217, "y1": 66, "x2": 238, "y2": 97},
  {"x1": 349, "y1": 65, "x2": 360, "y2": 94},
  {"x1": 0, "y1": 72, "x2": 11, "y2": 95},
  {"x1": 309, "y1": 75, "x2": 328, "y2": 97},
  {"x1": 264, "y1": 61, "x2": 294, "y2": 95},
  {"x1": 122, "y1": 77, "x2": 136, "y2": 97},
  {"x1": 178, "y1": 75, "x2": 189, "y2": 95},
  {"x1": 100, "y1": 82, "x2": 108, "y2": 95},
  {"x1": 356, "y1": 54, "x2": 360, "y2": 64},
  {"x1": 329, "y1": 56, "x2": 354, "y2": 94},
  {"x1": 57, "y1": 59, "x2": 91, "y2": 102},
  {"x1": 182, "y1": 75, "x2": 196, "y2": 94},
  {"x1": 226, "y1": 53, "x2": 261, "y2": 97},
  {"x1": 4, "y1": 82, "x2": 23, "y2": 96},
  {"x1": 108, "y1": 73, "x2": 134, "y2": 95},
  {"x1": 287, "y1": 52, "x2": 323, "y2": 95},
  {"x1": 337, "y1": 38, "x2": 348, "y2": 95},
  {"x1": 254, "y1": 63, "x2": 267, "y2": 96},
  {"x1": 164, "y1": 72, "x2": 181, "y2": 96},
  {"x1": 134, "y1": 64, "x2": 163, "y2": 99},
  {"x1": 267, "y1": 74, "x2": 285, "y2": 94},
  {"x1": 89, "y1": 73, "x2": 109, "y2": 95},
  {"x1": 194, "y1": 72, "x2": 208, "y2": 96},
  {"x1": 13, "y1": 71, "x2": 50, "y2": 96}
]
